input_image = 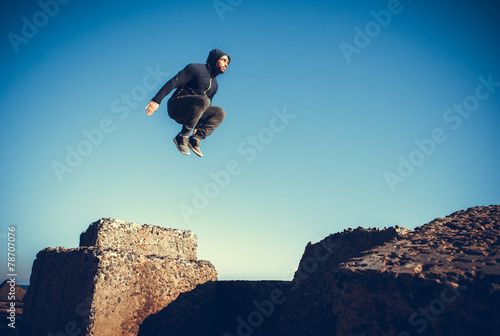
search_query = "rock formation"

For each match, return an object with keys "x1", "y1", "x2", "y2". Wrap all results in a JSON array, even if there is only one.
[
  {"x1": 21, "y1": 218, "x2": 217, "y2": 336},
  {"x1": 139, "y1": 227, "x2": 410, "y2": 336},
  {"x1": 275, "y1": 225, "x2": 411, "y2": 335},
  {"x1": 20, "y1": 205, "x2": 500, "y2": 336},
  {"x1": 139, "y1": 205, "x2": 500, "y2": 336},
  {"x1": 276, "y1": 205, "x2": 500, "y2": 335}
]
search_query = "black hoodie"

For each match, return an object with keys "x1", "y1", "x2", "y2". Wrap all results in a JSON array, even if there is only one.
[{"x1": 151, "y1": 49, "x2": 230, "y2": 104}]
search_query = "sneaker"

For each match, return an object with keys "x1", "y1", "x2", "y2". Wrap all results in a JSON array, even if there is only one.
[
  {"x1": 188, "y1": 137, "x2": 203, "y2": 157},
  {"x1": 173, "y1": 134, "x2": 190, "y2": 155}
]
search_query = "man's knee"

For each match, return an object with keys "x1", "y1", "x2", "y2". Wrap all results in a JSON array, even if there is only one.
[{"x1": 212, "y1": 106, "x2": 226, "y2": 120}]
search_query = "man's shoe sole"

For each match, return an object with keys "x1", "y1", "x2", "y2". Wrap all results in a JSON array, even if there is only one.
[
  {"x1": 173, "y1": 137, "x2": 190, "y2": 155},
  {"x1": 188, "y1": 143, "x2": 203, "y2": 157}
]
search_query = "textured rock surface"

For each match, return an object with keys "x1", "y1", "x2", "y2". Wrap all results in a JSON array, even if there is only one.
[
  {"x1": 331, "y1": 205, "x2": 500, "y2": 336},
  {"x1": 80, "y1": 218, "x2": 197, "y2": 259},
  {"x1": 276, "y1": 226, "x2": 411, "y2": 335},
  {"x1": 22, "y1": 219, "x2": 217, "y2": 336},
  {"x1": 277, "y1": 205, "x2": 500, "y2": 336}
]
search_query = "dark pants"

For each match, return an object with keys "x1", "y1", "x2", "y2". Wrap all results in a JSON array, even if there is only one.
[{"x1": 167, "y1": 95, "x2": 226, "y2": 140}]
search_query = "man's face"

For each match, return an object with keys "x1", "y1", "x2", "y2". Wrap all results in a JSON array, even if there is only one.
[{"x1": 216, "y1": 57, "x2": 229, "y2": 74}]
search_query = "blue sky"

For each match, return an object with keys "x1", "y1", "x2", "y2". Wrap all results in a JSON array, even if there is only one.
[{"x1": 1, "y1": 0, "x2": 499, "y2": 283}]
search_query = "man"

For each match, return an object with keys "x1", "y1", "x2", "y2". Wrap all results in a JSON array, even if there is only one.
[{"x1": 145, "y1": 49, "x2": 231, "y2": 157}]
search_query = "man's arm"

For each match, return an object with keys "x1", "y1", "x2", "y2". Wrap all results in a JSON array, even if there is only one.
[{"x1": 145, "y1": 64, "x2": 195, "y2": 116}]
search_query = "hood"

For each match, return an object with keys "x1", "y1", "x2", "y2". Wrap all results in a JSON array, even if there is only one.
[{"x1": 206, "y1": 49, "x2": 231, "y2": 75}]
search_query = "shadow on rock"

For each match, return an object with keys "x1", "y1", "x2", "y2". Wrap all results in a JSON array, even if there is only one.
[{"x1": 138, "y1": 280, "x2": 291, "y2": 336}]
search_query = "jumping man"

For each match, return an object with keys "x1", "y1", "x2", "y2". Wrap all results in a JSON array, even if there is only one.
[{"x1": 145, "y1": 49, "x2": 231, "y2": 157}]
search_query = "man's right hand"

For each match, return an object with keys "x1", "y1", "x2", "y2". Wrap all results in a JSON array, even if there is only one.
[{"x1": 145, "y1": 101, "x2": 159, "y2": 116}]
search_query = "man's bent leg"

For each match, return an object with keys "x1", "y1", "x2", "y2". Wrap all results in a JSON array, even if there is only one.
[
  {"x1": 189, "y1": 106, "x2": 225, "y2": 157},
  {"x1": 193, "y1": 106, "x2": 226, "y2": 139},
  {"x1": 167, "y1": 95, "x2": 211, "y2": 137}
]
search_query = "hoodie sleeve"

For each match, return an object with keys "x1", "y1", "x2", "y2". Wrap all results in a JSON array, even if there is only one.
[{"x1": 151, "y1": 64, "x2": 196, "y2": 104}]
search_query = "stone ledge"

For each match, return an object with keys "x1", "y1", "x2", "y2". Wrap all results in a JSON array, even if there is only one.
[
  {"x1": 22, "y1": 219, "x2": 217, "y2": 336},
  {"x1": 79, "y1": 218, "x2": 197, "y2": 259}
]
